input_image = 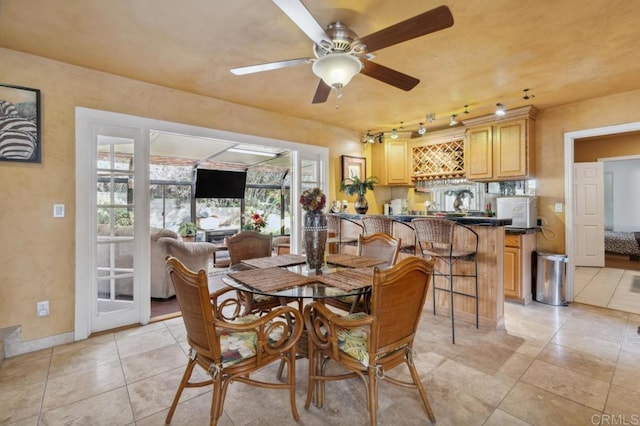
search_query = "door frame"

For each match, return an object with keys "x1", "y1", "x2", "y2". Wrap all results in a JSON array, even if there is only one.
[
  {"x1": 75, "y1": 107, "x2": 328, "y2": 340},
  {"x1": 563, "y1": 120, "x2": 640, "y2": 301}
]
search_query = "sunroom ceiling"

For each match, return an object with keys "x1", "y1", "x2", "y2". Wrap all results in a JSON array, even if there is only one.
[{"x1": 149, "y1": 131, "x2": 290, "y2": 170}]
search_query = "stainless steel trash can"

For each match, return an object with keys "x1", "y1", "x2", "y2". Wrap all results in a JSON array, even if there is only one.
[{"x1": 534, "y1": 252, "x2": 568, "y2": 306}]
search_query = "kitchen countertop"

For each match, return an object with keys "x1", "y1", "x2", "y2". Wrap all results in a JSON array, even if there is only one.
[
  {"x1": 332, "y1": 213, "x2": 512, "y2": 227},
  {"x1": 505, "y1": 227, "x2": 538, "y2": 235}
]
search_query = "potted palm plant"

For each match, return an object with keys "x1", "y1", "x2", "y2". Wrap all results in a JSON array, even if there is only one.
[{"x1": 340, "y1": 175, "x2": 379, "y2": 214}]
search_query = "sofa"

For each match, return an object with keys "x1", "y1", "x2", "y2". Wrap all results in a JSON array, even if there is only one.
[{"x1": 97, "y1": 225, "x2": 216, "y2": 299}]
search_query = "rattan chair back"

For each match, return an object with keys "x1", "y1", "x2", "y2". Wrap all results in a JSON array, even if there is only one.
[
  {"x1": 369, "y1": 256, "x2": 434, "y2": 351},
  {"x1": 358, "y1": 233, "x2": 400, "y2": 267},
  {"x1": 225, "y1": 231, "x2": 272, "y2": 265}
]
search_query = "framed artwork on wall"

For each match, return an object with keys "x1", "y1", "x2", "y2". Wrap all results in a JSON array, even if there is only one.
[
  {"x1": 342, "y1": 155, "x2": 366, "y2": 181},
  {"x1": 0, "y1": 83, "x2": 41, "y2": 163}
]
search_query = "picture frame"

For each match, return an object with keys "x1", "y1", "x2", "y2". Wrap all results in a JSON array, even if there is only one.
[
  {"x1": 0, "y1": 83, "x2": 41, "y2": 163},
  {"x1": 342, "y1": 155, "x2": 366, "y2": 181}
]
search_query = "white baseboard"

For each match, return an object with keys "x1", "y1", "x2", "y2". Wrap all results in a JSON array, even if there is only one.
[{"x1": 2, "y1": 326, "x2": 75, "y2": 358}]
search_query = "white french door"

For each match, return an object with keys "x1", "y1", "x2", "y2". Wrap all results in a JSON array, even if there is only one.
[
  {"x1": 76, "y1": 107, "x2": 328, "y2": 339},
  {"x1": 76, "y1": 111, "x2": 150, "y2": 338}
]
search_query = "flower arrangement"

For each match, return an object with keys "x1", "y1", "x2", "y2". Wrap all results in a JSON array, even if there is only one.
[
  {"x1": 243, "y1": 212, "x2": 267, "y2": 232},
  {"x1": 299, "y1": 187, "x2": 326, "y2": 212}
]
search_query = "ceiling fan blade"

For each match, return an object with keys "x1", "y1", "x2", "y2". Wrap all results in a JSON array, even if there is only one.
[
  {"x1": 230, "y1": 58, "x2": 311, "y2": 75},
  {"x1": 360, "y1": 59, "x2": 419, "y2": 91},
  {"x1": 311, "y1": 80, "x2": 331, "y2": 104},
  {"x1": 359, "y1": 5, "x2": 454, "y2": 53},
  {"x1": 273, "y1": 0, "x2": 333, "y2": 47}
]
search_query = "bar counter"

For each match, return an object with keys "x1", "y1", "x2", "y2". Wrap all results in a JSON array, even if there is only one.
[{"x1": 331, "y1": 213, "x2": 511, "y2": 329}]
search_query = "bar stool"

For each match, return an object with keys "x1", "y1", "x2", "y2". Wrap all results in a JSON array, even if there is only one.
[
  {"x1": 362, "y1": 216, "x2": 392, "y2": 236},
  {"x1": 326, "y1": 214, "x2": 363, "y2": 254},
  {"x1": 412, "y1": 218, "x2": 479, "y2": 344}
]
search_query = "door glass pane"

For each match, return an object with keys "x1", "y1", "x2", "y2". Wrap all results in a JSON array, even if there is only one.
[{"x1": 96, "y1": 136, "x2": 135, "y2": 312}]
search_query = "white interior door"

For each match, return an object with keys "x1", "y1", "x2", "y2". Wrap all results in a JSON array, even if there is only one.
[{"x1": 573, "y1": 162, "x2": 604, "y2": 266}]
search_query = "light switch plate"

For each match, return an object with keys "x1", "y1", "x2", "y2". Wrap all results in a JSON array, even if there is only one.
[
  {"x1": 53, "y1": 204, "x2": 65, "y2": 218},
  {"x1": 554, "y1": 202, "x2": 563, "y2": 213}
]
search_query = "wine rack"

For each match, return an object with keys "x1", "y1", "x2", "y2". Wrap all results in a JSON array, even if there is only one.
[{"x1": 411, "y1": 139, "x2": 465, "y2": 180}]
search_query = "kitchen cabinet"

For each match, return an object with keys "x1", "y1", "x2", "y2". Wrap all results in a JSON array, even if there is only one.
[
  {"x1": 371, "y1": 139, "x2": 410, "y2": 185},
  {"x1": 503, "y1": 231, "x2": 536, "y2": 304},
  {"x1": 463, "y1": 105, "x2": 538, "y2": 181}
]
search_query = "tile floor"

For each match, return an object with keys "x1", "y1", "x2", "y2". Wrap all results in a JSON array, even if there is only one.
[
  {"x1": 2, "y1": 295, "x2": 640, "y2": 425},
  {"x1": 575, "y1": 267, "x2": 640, "y2": 315}
]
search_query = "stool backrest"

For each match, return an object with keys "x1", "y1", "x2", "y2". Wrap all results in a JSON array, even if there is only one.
[{"x1": 412, "y1": 218, "x2": 455, "y2": 245}]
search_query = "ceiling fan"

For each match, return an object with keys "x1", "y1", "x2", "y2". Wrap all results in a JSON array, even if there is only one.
[{"x1": 231, "y1": 0, "x2": 454, "y2": 104}]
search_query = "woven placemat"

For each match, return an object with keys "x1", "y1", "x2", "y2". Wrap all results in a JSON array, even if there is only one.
[
  {"x1": 326, "y1": 254, "x2": 387, "y2": 268},
  {"x1": 228, "y1": 267, "x2": 310, "y2": 292},
  {"x1": 241, "y1": 254, "x2": 306, "y2": 269},
  {"x1": 314, "y1": 268, "x2": 374, "y2": 291}
]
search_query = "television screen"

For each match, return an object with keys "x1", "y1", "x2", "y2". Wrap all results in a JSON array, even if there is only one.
[{"x1": 194, "y1": 169, "x2": 247, "y2": 199}]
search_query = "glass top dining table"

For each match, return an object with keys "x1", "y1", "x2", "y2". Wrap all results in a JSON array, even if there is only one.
[{"x1": 220, "y1": 253, "x2": 385, "y2": 300}]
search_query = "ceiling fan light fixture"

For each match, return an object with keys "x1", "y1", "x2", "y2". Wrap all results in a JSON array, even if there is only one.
[
  {"x1": 312, "y1": 53, "x2": 362, "y2": 89},
  {"x1": 495, "y1": 103, "x2": 506, "y2": 116}
]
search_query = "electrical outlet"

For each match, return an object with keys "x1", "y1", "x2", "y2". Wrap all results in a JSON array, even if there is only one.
[{"x1": 37, "y1": 300, "x2": 49, "y2": 317}]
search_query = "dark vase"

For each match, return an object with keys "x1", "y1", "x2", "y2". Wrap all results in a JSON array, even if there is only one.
[
  {"x1": 354, "y1": 194, "x2": 369, "y2": 214},
  {"x1": 303, "y1": 210, "x2": 327, "y2": 273}
]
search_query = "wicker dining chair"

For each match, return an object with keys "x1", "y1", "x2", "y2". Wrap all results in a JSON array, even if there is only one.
[
  {"x1": 225, "y1": 231, "x2": 282, "y2": 315},
  {"x1": 412, "y1": 218, "x2": 479, "y2": 344},
  {"x1": 324, "y1": 232, "x2": 400, "y2": 314},
  {"x1": 304, "y1": 256, "x2": 436, "y2": 425},
  {"x1": 165, "y1": 256, "x2": 303, "y2": 426}
]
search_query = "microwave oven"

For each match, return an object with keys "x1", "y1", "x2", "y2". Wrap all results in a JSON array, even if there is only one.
[{"x1": 496, "y1": 196, "x2": 538, "y2": 229}]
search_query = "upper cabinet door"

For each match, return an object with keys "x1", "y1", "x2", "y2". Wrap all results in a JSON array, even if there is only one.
[
  {"x1": 463, "y1": 105, "x2": 537, "y2": 182},
  {"x1": 495, "y1": 119, "x2": 528, "y2": 178},
  {"x1": 386, "y1": 140, "x2": 410, "y2": 184},
  {"x1": 465, "y1": 125, "x2": 493, "y2": 180}
]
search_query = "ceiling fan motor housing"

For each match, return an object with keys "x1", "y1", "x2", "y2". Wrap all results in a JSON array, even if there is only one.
[{"x1": 313, "y1": 22, "x2": 364, "y2": 57}]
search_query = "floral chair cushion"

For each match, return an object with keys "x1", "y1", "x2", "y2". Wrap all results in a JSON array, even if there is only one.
[
  {"x1": 219, "y1": 314, "x2": 283, "y2": 367},
  {"x1": 336, "y1": 312, "x2": 370, "y2": 367}
]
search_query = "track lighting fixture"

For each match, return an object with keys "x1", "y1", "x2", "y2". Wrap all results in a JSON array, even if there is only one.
[
  {"x1": 364, "y1": 90, "x2": 537, "y2": 139},
  {"x1": 522, "y1": 88, "x2": 535, "y2": 100}
]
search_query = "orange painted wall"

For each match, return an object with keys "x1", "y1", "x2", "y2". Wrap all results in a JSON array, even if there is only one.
[
  {"x1": 3, "y1": 45, "x2": 640, "y2": 348},
  {"x1": 574, "y1": 131, "x2": 640, "y2": 162},
  {"x1": 0, "y1": 48, "x2": 361, "y2": 342}
]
